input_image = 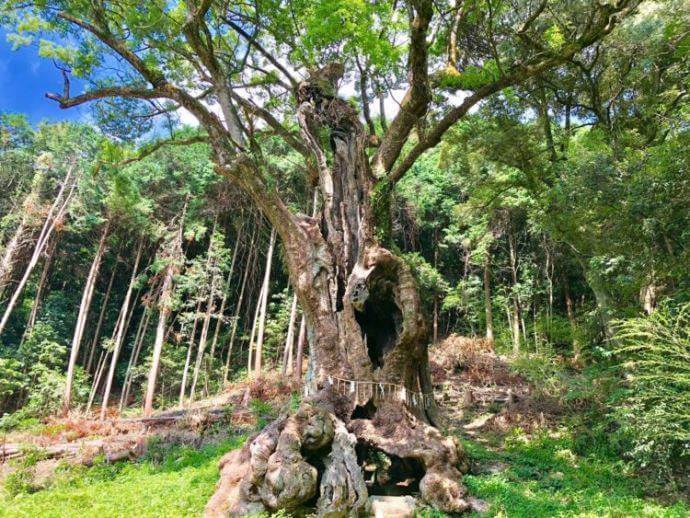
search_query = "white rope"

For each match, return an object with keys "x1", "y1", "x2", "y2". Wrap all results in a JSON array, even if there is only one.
[{"x1": 325, "y1": 376, "x2": 434, "y2": 410}]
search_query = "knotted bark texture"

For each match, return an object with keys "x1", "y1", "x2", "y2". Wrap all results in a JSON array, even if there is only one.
[{"x1": 206, "y1": 64, "x2": 469, "y2": 516}]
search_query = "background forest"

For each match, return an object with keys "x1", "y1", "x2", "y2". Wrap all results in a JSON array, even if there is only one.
[{"x1": 0, "y1": 0, "x2": 688, "y2": 516}]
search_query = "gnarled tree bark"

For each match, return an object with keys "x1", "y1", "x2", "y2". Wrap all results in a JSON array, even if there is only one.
[{"x1": 207, "y1": 66, "x2": 469, "y2": 517}]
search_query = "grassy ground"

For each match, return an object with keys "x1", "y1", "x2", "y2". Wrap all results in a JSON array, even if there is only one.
[
  {"x1": 2, "y1": 429, "x2": 687, "y2": 517},
  {"x1": 457, "y1": 430, "x2": 689, "y2": 518},
  {"x1": 0, "y1": 436, "x2": 245, "y2": 518}
]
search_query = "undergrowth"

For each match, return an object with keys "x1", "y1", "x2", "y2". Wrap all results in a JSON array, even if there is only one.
[
  {"x1": 458, "y1": 429, "x2": 689, "y2": 517},
  {"x1": 0, "y1": 435, "x2": 245, "y2": 518}
]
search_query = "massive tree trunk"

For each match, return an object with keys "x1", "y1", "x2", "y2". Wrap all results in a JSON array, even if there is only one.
[{"x1": 207, "y1": 70, "x2": 468, "y2": 517}]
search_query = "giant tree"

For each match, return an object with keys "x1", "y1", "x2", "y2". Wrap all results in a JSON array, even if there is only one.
[{"x1": 1, "y1": 0, "x2": 639, "y2": 514}]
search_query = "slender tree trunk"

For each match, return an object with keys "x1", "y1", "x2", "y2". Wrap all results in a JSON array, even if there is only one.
[
  {"x1": 281, "y1": 293, "x2": 299, "y2": 376},
  {"x1": 293, "y1": 315, "x2": 307, "y2": 383},
  {"x1": 432, "y1": 230, "x2": 439, "y2": 343},
  {"x1": 143, "y1": 272, "x2": 174, "y2": 417},
  {"x1": 189, "y1": 221, "x2": 221, "y2": 401},
  {"x1": 85, "y1": 262, "x2": 118, "y2": 373},
  {"x1": 0, "y1": 166, "x2": 77, "y2": 336},
  {"x1": 482, "y1": 251, "x2": 494, "y2": 344},
  {"x1": 246, "y1": 280, "x2": 264, "y2": 376},
  {"x1": 63, "y1": 220, "x2": 110, "y2": 414},
  {"x1": 189, "y1": 290, "x2": 215, "y2": 401},
  {"x1": 378, "y1": 92, "x2": 388, "y2": 132},
  {"x1": 564, "y1": 281, "x2": 580, "y2": 360},
  {"x1": 179, "y1": 300, "x2": 202, "y2": 406},
  {"x1": 223, "y1": 223, "x2": 257, "y2": 382},
  {"x1": 179, "y1": 325, "x2": 195, "y2": 406},
  {"x1": 0, "y1": 216, "x2": 28, "y2": 295},
  {"x1": 508, "y1": 230, "x2": 521, "y2": 354},
  {"x1": 143, "y1": 212, "x2": 185, "y2": 418},
  {"x1": 119, "y1": 306, "x2": 151, "y2": 411},
  {"x1": 87, "y1": 350, "x2": 108, "y2": 414},
  {"x1": 209, "y1": 225, "x2": 241, "y2": 361},
  {"x1": 537, "y1": 83, "x2": 558, "y2": 162},
  {"x1": 0, "y1": 171, "x2": 46, "y2": 296},
  {"x1": 100, "y1": 237, "x2": 144, "y2": 420},
  {"x1": 253, "y1": 227, "x2": 276, "y2": 375},
  {"x1": 24, "y1": 234, "x2": 58, "y2": 336}
]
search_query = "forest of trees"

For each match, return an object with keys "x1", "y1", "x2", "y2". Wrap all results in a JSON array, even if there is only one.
[{"x1": 0, "y1": 0, "x2": 688, "y2": 516}]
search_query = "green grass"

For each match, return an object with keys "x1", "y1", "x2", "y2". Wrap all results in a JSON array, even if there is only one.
[
  {"x1": 0, "y1": 435, "x2": 246, "y2": 518},
  {"x1": 1, "y1": 429, "x2": 688, "y2": 517},
  {"x1": 458, "y1": 430, "x2": 689, "y2": 517}
]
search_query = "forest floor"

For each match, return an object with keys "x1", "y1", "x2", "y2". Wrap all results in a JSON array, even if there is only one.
[{"x1": 0, "y1": 339, "x2": 688, "y2": 517}]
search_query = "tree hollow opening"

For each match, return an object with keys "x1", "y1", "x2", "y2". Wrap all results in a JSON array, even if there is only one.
[
  {"x1": 355, "y1": 443, "x2": 424, "y2": 496},
  {"x1": 351, "y1": 399, "x2": 377, "y2": 420},
  {"x1": 354, "y1": 266, "x2": 402, "y2": 369}
]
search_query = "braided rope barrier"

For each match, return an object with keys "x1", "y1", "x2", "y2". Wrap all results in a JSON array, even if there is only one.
[{"x1": 305, "y1": 375, "x2": 435, "y2": 409}]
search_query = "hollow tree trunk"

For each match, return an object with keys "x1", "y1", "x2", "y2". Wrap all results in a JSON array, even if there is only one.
[{"x1": 207, "y1": 69, "x2": 468, "y2": 517}]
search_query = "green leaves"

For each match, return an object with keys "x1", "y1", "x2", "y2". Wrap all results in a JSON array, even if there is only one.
[{"x1": 611, "y1": 303, "x2": 690, "y2": 484}]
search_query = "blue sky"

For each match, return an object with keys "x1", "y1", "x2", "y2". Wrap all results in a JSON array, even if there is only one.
[{"x1": 0, "y1": 28, "x2": 87, "y2": 124}]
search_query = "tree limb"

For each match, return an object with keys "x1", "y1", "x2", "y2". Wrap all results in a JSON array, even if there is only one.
[{"x1": 371, "y1": 0, "x2": 433, "y2": 176}]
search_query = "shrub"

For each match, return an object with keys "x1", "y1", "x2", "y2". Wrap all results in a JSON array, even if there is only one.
[
  {"x1": 0, "y1": 323, "x2": 89, "y2": 429},
  {"x1": 610, "y1": 303, "x2": 690, "y2": 486}
]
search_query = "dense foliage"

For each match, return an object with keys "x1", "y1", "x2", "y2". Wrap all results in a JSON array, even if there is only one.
[{"x1": 0, "y1": 0, "x2": 688, "y2": 511}]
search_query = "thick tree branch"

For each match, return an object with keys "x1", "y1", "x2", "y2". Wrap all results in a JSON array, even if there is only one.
[
  {"x1": 57, "y1": 12, "x2": 166, "y2": 87},
  {"x1": 229, "y1": 92, "x2": 310, "y2": 157},
  {"x1": 45, "y1": 85, "x2": 166, "y2": 108},
  {"x1": 387, "y1": 0, "x2": 638, "y2": 184},
  {"x1": 371, "y1": 0, "x2": 433, "y2": 176},
  {"x1": 224, "y1": 17, "x2": 298, "y2": 89}
]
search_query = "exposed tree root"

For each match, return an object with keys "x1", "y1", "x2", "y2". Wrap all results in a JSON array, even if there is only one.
[{"x1": 205, "y1": 400, "x2": 469, "y2": 517}]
